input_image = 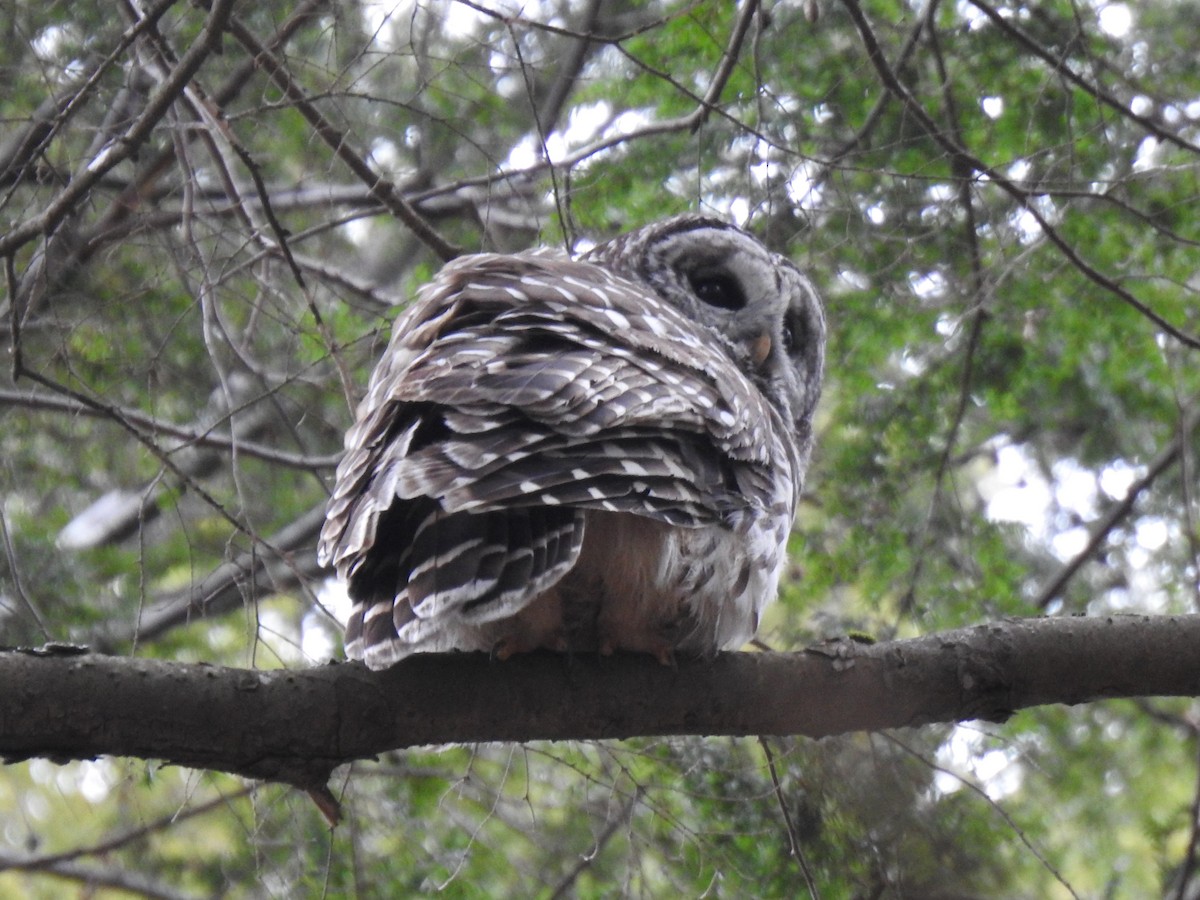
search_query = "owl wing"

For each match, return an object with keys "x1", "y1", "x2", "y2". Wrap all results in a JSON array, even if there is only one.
[{"x1": 318, "y1": 251, "x2": 788, "y2": 664}]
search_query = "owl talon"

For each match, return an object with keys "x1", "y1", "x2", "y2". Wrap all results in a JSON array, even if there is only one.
[
  {"x1": 492, "y1": 631, "x2": 568, "y2": 660},
  {"x1": 596, "y1": 632, "x2": 675, "y2": 666}
]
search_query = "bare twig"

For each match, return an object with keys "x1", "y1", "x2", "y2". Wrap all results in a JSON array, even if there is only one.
[
  {"x1": 1173, "y1": 734, "x2": 1200, "y2": 900},
  {"x1": 452, "y1": 0, "x2": 701, "y2": 45},
  {"x1": 225, "y1": 17, "x2": 460, "y2": 263},
  {"x1": 0, "y1": 508, "x2": 51, "y2": 639},
  {"x1": 548, "y1": 788, "x2": 641, "y2": 899},
  {"x1": 0, "y1": 0, "x2": 181, "y2": 192},
  {"x1": 758, "y1": 737, "x2": 820, "y2": 899},
  {"x1": 1034, "y1": 405, "x2": 1200, "y2": 608},
  {"x1": 0, "y1": 388, "x2": 338, "y2": 470},
  {"x1": 838, "y1": 0, "x2": 1200, "y2": 351},
  {"x1": 963, "y1": 0, "x2": 1200, "y2": 157},
  {"x1": 389, "y1": 5, "x2": 795, "y2": 218},
  {"x1": 532, "y1": 0, "x2": 607, "y2": 138},
  {"x1": 16, "y1": 369, "x2": 288, "y2": 564},
  {"x1": 0, "y1": 0, "x2": 237, "y2": 258},
  {"x1": 4, "y1": 252, "x2": 21, "y2": 379},
  {"x1": 884, "y1": 733, "x2": 1079, "y2": 899},
  {"x1": 901, "y1": 0, "x2": 997, "y2": 615},
  {"x1": 0, "y1": 785, "x2": 255, "y2": 872},
  {"x1": 599, "y1": 0, "x2": 760, "y2": 136},
  {"x1": 93, "y1": 502, "x2": 329, "y2": 650},
  {"x1": 690, "y1": 0, "x2": 761, "y2": 132},
  {"x1": 0, "y1": 855, "x2": 203, "y2": 900},
  {"x1": 0, "y1": 0, "x2": 330, "y2": 328}
]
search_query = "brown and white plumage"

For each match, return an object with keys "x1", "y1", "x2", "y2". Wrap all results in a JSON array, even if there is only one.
[{"x1": 318, "y1": 215, "x2": 825, "y2": 669}]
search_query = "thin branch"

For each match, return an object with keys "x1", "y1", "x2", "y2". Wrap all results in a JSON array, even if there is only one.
[
  {"x1": 0, "y1": 0, "x2": 237, "y2": 258},
  {"x1": 376, "y1": 3, "x2": 774, "y2": 240},
  {"x1": 0, "y1": 785, "x2": 255, "y2": 871},
  {"x1": 392, "y1": 5, "x2": 795, "y2": 216},
  {"x1": 838, "y1": 0, "x2": 1200, "y2": 351},
  {"x1": 136, "y1": 10, "x2": 310, "y2": 294},
  {"x1": 548, "y1": 788, "x2": 641, "y2": 899},
  {"x1": 963, "y1": 0, "x2": 1200, "y2": 157},
  {"x1": 690, "y1": 0, "x2": 761, "y2": 132},
  {"x1": 231, "y1": 139, "x2": 308, "y2": 288},
  {"x1": 0, "y1": 388, "x2": 338, "y2": 470},
  {"x1": 0, "y1": 0, "x2": 330, "y2": 326},
  {"x1": 1173, "y1": 734, "x2": 1200, "y2": 900},
  {"x1": 225, "y1": 16, "x2": 460, "y2": 263},
  {"x1": 883, "y1": 733, "x2": 1079, "y2": 899},
  {"x1": 16, "y1": 369, "x2": 288, "y2": 563},
  {"x1": 0, "y1": 855, "x2": 203, "y2": 900},
  {"x1": 0, "y1": 509, "x2": 51, "y2": 639},
  {"x1": 92, "y1": 503, "x2": 328, "y2": 651},
  {"x1": 532, "y1": 0, "x2": 607, "y2": 138},
  {"x1": 758, "y1": 737, "x2": 820, "y2": 899},
  {"x1": 602, "y1": 0, "x2": 761, "y2": 136},
  {"x1": 451, "y1": 0, "x2": 702, "y2": 45},
  {"x1": 805, "y1": 12, "x2": 926, "y2": 201},
  {"x1": 1034, "y1": 405, "x2": 1200, "y2": 608},
  {"x1": 0, "y1": 0, "x2": 182, "y2": 192},
  {"x1": 83, "y1": 0, "x2": 330, "y2": 250},
  {"x1": 4, "y1": 252, "x2": 21, "y2": 380},
  {"x1": 507, "y1": 18, "x2": 571, "y2": 244},
  {"x1": 903, "y1": 0, "x2": 992, "y2": 614}
]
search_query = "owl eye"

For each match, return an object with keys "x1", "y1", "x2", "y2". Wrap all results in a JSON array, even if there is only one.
[
  {"x1": 783, "y1": 307, "x2": 809, "y2": 356},
  {"x1": 689, "y1": 272, "x2": 746, "y2": 310}
]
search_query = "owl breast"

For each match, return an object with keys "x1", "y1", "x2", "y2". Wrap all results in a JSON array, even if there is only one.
[{"x1": 487, "y1": 506, "x2": 789, "y2": 663}]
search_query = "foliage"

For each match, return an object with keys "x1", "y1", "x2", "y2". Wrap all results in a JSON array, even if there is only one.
[{"x1": 2, "y1": 0, "x2": 1199, "y2": 896}]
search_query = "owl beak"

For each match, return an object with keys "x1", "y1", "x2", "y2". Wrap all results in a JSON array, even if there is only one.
[{"x1": 749, "y1": 332, "x2": 772, "y2": 367}]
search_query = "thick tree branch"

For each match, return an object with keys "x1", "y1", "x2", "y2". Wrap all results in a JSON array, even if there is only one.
[{"x1": 4, "y1": 615, "x2": 1199, "y2": 794}]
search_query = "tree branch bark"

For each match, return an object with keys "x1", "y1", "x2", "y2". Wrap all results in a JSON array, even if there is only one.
[{"x1": 4, "y1": 615, "x2": 1199, "y2": 795}]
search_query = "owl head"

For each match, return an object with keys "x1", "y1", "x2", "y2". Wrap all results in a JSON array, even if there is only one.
[{"x1": 583, "y1": 214, "x2": 826, "y2": 449}]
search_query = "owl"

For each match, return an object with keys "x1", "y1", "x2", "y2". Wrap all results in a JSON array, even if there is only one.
[{"x1": 318, "y1": 214, "x2": 825, "y2": 670}]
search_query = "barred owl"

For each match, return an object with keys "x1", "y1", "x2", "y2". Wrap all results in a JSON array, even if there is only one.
[{"x1": 318, "y1": 215, "x2": 825, "y2": 670}]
